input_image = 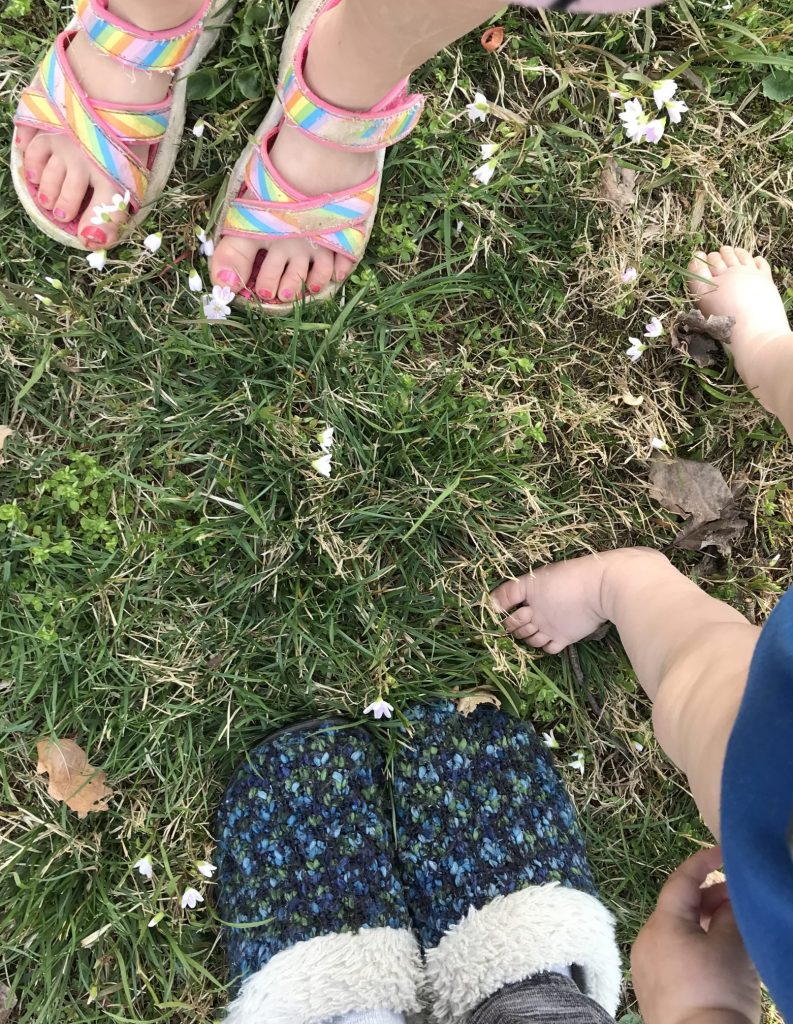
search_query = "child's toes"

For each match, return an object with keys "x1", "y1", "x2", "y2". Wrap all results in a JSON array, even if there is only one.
[
  {"x1": 527, "y1": 631, "x2": 552, "y2": 649},
  {"x1": 513, "y1": 620, "x2": 541, "y2": 642},
  {"x1": 255, "y1": 249, "x2": 287, "y2": 302},
  {"x1": 306, "y1": 248, "x2": 335, "y2": 296},
  {"x1": 543, "y1": 639, "x2": 567, "y2": 656},
  {"x1": 15, "y1": 126, "x2": 37, "y2": 154},
  {"x1": 37, "y1": 156, "x2": 67, "y2": 210},
  {"x1": 212, "y1": 236, "x2": 258, "y2": 293},
  {"x1": 706, "y1": 250, "x2": 728, "y2": 273},
  {"x1": 23, "y1": 134, "x2": 52, "y2": 187},
  {"x1": 490, "y1": 576, "x2": 531, "y2": 614},
  {"x1": 278, "y1": 254, "x2": 309, "y2": 303},
  {"x1": 719, "y1": 245, "x2": 740, "y2": 267},
  {"x1": 333, "y1": 254, "x2": 356, "y2": 284},
  {"x1": 734, "y1": 247, "x2": 754, "y2": 266},
  {"x1": 53, "y1": 166, "x2": 90, "y2": 224},
  {"x1": 503, "y1": 605, "x2": 534, "y2": 636}
]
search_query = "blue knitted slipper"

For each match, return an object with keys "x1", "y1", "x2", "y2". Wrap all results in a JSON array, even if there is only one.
[
  {"x1": 393, "y1": 701, "x2": 622, "y2": 1024},
  {"x1": 216, "y1": 720, "x2": 422, "y2": 1024}
]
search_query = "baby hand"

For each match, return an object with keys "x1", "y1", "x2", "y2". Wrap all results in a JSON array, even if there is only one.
[{"x1": 631, "y1": 846, "x2": 761, "y2": 1024}]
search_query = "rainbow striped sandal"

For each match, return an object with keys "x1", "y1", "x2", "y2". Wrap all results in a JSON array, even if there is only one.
[
  {"x1": 214, "y1": 0, "x2": 425, "y2": 315},
  {"x1": 11, "y1": 0, "x2": 236, "y2": 251}
]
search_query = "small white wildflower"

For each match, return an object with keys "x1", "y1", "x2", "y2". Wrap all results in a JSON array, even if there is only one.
[
  {"x1": 466, "y1": 91, "x2": 490, "y2": 122},
  {"x1": 86, "y1": 249, "x2": 108, "y2": 271},
  {"x1": 90, "y1": 203, "x2": 114, "y2": 225},
  {"x1": 148, "y1": 912, "x2": 164, "y2": 929},
  {"x1": 621, "y1": 267, "x2": 638, "y2": 284},
  {"x1": 197, "y1": 228, "x2": 215, "y2": 258},
  {"x1": 133, "y1": 855, "x2": 154, "y2": 879},
  {"x1": 202, "y1": 284, "x2": 234, "y2": 321},
  {"x1": 197, "y1": 861, "x2": 217, "y2": 879},
  {"x1": 110, "y1": 190, "x2": 131, "y2": 212},
  {"x1": 318, "y1": 426, "x2": 335, "y2": 452},
  {"x1": 188, "y1": 269, "x2": 203, "y2": 292},
  {"x1": 455, "y1": 220, "x2": 464, "y2": 236},
  {"x1": 665, "y1": 99, "x2": 689, "y2": 125},
  {"x1": 542, "y1": 730, "x2": 559, "y2": 750},
  {"x1": 633, "y1": 741, "x2": 645, "y2": 753},
  {"x1": 192, "y1": 118, "x2": 206, "y2": 138},
  {"x1": 569, "y1": 751, "x2": 586, "y2": 776},
  {"x1": 643, "y1": 119, "x2": 667, "y2": 144},
  {"x1": 653, "y1": 79, "x2": 678, "y2": 109},
  {"x1": 143, "y1": 232, "x2": 163, "y2": 253},
  {"x1": 644, "y1": 317, "x2": 664, "y2": 338},
  {"x1": 44, "y1": 276, "x2": 63, "y2": 290},
  {"x1": 311, "y1": 453, "x2": 333, "y2": 478},
  {"x1": 626, "y1": 338, "x2": 646, "y2": 363},
  {"x1": 34, "y1": 293, "x2": 53, "y2": 306},
  {"x1": 363, "y1": 698, "x2": 394, "y2": 721},
  {"x1": 619, "y1": 98, "x2": 646, "y2": 141},
  {"x1": 650, "y1": 437, "x2": 669, "y2": 452},
  {"x1": 480, "y1": 142, "x2": 498, "y2": 159},
  {"x1": 473, "y1": 160, "x2": 496, "y2": 186},
  {"x1": 181, "y1": 888, "x2": 204, "y2": 910}
]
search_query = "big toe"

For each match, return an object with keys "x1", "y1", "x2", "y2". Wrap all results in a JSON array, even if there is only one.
[
  {"x1": 491, "y1": 575, "x2": 532, "y2": 614},
  {"x1": 77, "y1": 178, "x2": 129, "y2": 248},
  {"x1": 687, "y1": 251, "x2": 714, "y2": 299},
  {"x1": 212, "y1": 236, "x2": 259, "y2": 293}
]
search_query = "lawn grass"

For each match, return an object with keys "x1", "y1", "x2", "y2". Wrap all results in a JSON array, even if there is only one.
[{"x1": 1, "y1": 0, "x2": 792, "y2": 1020}]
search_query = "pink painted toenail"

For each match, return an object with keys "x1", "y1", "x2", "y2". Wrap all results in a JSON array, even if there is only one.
[
  {"x1": 54, "y1": 208, "x2": 67, "y2": 220},
  {"x1": 217, "y1": 269, "x2": 239, "y2": 287},
  {"x1": 310, "y1": 284, "x2": 321, "y2": 294},
  {"x1": 281, "y1": 289, "x2": 293, "y2": 300},
  {"x1": 258, "y1": 289, "x2": 273, "y2": 300},
  {"x1": 82, "y1": 226, "x2": 107, "y2": 245},
  {"x1": 39, "y1": 193, "x2": 49, "y2": 205},
  {"x1": 240, "y1": 288, "x2": 253, "y2": 300}
]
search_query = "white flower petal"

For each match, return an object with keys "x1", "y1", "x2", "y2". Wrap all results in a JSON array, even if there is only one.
[
  {"x1": 644, "y1": 317, "x2": 664, "y2": 338},
  {"x1": 86, "y1": 249, "x2": 108, "y2": 271},
  {"x1": 311, "y1": 454, "x2": 333, "y2": 478},
  {"x1": 197, "y1": 861, "x2": 217, "y2": 879},
  {"x1": 363, "y1": 699, "x2": 394, "y2": 720},
  {"x1": 652, "y1": 79, "x2": 678, "y2": 109},
  {"x1": 643, "y1": 118, "x2": 667, "y2": 144},
  {"x1": 466, "y1": 91, "x2": 490, "y2": 122},
  {"x1": 621, "y1": 267, "x2": 638, "y2": 284},
  {"x1": 318, "y1": 426, "x2": 335, "y2": 452},
  {"x1": 192, "y1": 118, "x2": 206, "y2": 138},
  {"x1": 473, "y1": 160, "x2": 496, "y2": 185},
  {"x1": 133, "y1": 856, "x2": 154, "y2": 879},
  {"x1": 180, "y1": 887, "x2": 204, "y2": 910},
  {"x1": 143, "y1": 232, "x2": 163, "y2": 253},
  {"x1": 188, "y1": 270, "x2": 203, "y2": 292}
]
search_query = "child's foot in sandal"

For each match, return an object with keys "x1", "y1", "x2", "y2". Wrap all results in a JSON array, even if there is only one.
[{"x1": 14, "y1": 0, "x2": 228, "y2": 250}]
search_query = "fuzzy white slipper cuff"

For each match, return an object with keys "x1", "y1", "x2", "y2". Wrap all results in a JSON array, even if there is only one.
[
  {"x1": 224, "y1": 926, "x2": 423, "y2": 1024},
  {"x1": 425, "y1": 884, "x2": 623, "y2": 1024}
]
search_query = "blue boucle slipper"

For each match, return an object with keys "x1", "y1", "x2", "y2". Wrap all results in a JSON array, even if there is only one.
[
  {"x1": 216, "y1": 720, "x2": 422, "y2": 1024},
  {"x1": 393, "y1": 701, "x2": 622, "y2": 1024}
]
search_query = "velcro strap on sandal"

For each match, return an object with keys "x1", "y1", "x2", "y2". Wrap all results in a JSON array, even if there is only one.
[
  {"x1": 15, "y1": 34, "x2": 150, "y2": 205},
  {"x1": 278, "y1": 0, "x2": 424, "y2": 152},
  {"x1": 74, "y1": 0, "x2": 212, "y2": 71},
  {"x1": 222, "y1": 129, "x2": 377, "y2": 260}
]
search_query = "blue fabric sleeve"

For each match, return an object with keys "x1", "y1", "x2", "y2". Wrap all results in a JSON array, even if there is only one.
[{"x1": 722, "y1": 586, "x2": 793, "y2": 1020}]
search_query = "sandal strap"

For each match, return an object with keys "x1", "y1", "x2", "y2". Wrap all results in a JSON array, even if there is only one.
[
  {"x1": 14, "y1": 33, "x2": 161, "y2": 204},
  {"x1": 74, "y1": 0, "x2": 212, "y2": 71},
  {"x1": 222, "y1": 128, "x2": 377, "y2": 260},
  {"x1": 279, "y1": 0, "x2": 424, "y2": 152}
]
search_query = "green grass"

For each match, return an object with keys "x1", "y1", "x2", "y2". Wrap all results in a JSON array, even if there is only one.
[{"x1": 1, "y1": 0, "x2": 793, "y2": 1020}]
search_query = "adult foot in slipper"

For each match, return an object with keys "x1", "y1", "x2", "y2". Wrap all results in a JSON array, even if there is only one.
[{"x1": 14, "y1": 0, "x2": 216, "y2": 250}]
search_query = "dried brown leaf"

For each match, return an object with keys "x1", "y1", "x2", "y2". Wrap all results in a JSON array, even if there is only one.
[
  {"x1": 649, "y1": 459, "x2": 747, "y2": 554},
  {"x1": 456, "y1": 691, "x2": 502, "y2": 717},
  {"x1": 670, "y1": 310, "x2": 736, "y2": 368},
  {"x1": 600, "y1": 157, "x2": 637, "y2": 212},
  {"x1": 621, "y1": 391, "x2": 644, "y2": 407},
  {"x1": 0, "y1": 983, "x2": 14, "y2": 1024},
  {"x1": 36, "y1": 738, "x2": 113, "y2": 819}
]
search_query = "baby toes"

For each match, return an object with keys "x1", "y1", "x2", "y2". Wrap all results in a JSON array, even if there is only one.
[
  {"x1": 333, "y1": 253, "x2": 356, "y2": 284},
  {"x1": 23, "y1": 134, "x2": 52, "y2": 188},
  {"x1": 306, "y1": 248, "x2": 335, "y2": 296},
  {"x1": 503, "y1": 605, "x2": 534, "y2": 636},
  {"x1": 490, "y1": 576, "x2": 532, "y2": 614},
  {"x1": 255, "y1": 248, "x2": 288, "y2": 302}
]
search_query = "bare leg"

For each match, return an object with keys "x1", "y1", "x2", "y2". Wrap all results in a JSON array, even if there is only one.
[
  {"x1": 688, "y1": 246, "x2": 793, "y2": 437},
  {"x1": 212, "y1": 0, "x2": 503, "y2": 301},
  {"x1": 18, "y1": 0, "x2": 205, "y2": 247}
]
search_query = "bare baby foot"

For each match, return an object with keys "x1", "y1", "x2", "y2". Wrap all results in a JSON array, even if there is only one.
[{"x1": 687, "y1": 246, "x2": 790, "y2": 389}]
